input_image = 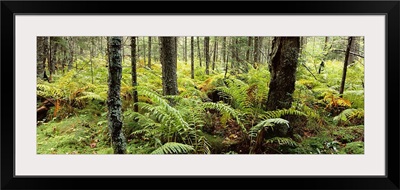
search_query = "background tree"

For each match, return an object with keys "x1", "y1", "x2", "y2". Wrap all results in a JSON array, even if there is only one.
[
  {"x1": 107, "y1": 36, "x2": 126, "y2": 154},
  {"x1": 131, "y1": 37, "x2": 139, "y2": 112},
  {"x1": 197, "y1": 37, "x2": 202, "y2": 67},
  {"x1": 191, "y1": 36, "x2": 194, "y2": 79},
  {"x1": 205, "y1": 37, "x2": 210, "y2": 75},
  {"x1": 339, "y1": 37, "x2": 353, "y2": 96},
  {"x1": 160, "y1": 37, "x2": 178, "y2": 95},
  {"x1": 148, "y1": 37, "x2": 152, "y2": 68}
]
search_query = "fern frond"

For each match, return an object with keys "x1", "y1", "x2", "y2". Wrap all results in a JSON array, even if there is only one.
[
  {"x1": 249, "y1": 118, "x2": 289, "y2": 137},
  {"x1": 333, "y1": 108, "x2": 364, "y2": 125},
  {"x1": 151, "y1": 142, "x2": 195, "y2": 154},
  {"x1": 262, "y1": 109, "x2": 306, "y2": 120},
  {"x1": 265, "y1": 137, "x2": 298, "y2": 147}
]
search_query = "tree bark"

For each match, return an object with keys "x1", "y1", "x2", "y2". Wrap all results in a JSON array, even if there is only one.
[
  {"x1": 148, "y1": 37, "x2": 152, "y2": 68},
  {"x1": 107, "y1": 36, "x2": 126, "y2": 154},
  {"x1": 191, "y1": 36, "x2": 194, "y2": 79},
  {"x1": 339, "y1": 37, "x2": 353, "y2": 96},
  {"x1": 37, "y1": 37, "x2": 45, "y2": 78},
  {"x1": 246, "y1": 37, "x2": 253, "y2": 62},
  {"x1": 131, "y1": 37, "x2": 139, "y2": 112},
  {"x1": 266, "y1": 37, "x2": 300, "y2": 111},
  {"x1": 160, "y1": 37, "x2": 178, "y2": 96},
  {"x1": 205, "y1": 37, "x2": 210, "y2": 75},
  {"x1": 197, "y1": 37, "x2": 202, "y2": 67},
  {"x1": 212, "y1": 37, "x2": 217, "y2": 71},
  {"x1": 254, "y1": 37, "x2": 260, "y2": 63}
]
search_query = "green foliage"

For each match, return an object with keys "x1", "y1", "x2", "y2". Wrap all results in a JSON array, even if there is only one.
[
  {"x1": 249, "y1": 118, "x2": 289, "y2": 138},
  {"x1": 151, "y1": 142, "x2": 195, "y2": 154},
  {"x1": 339, "y1": 142, "x2": 364, "y2": 154},
  {"x1": 265, "y1": 137, "x2": 298, "y2": 147},
  {"x1": 333, "y1": 108, "x2": 364, "y2": 126}
]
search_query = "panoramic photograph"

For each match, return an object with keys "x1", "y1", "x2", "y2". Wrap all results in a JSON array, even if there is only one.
[{"x1": 36, "y1": 36, "x2": 364, "y2": 154}]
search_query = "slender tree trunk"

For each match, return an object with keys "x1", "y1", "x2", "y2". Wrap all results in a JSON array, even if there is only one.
[
  {"x1": 212, "y1": 37, "x2": 217, "y2": 71},
  {"x1": 197, "y1": 37, "x2": 202, "y2": 67},
  {"x1": 107, "y1": 36, "x2": 126, "y2": 154},
  {"x1": 205, "y1": 37, "x2": 210, "y2": 75},
  {"x1": 191, "y1": 36, "x2": 194, "y2": 79},
  {"x1": 246, "y1": 37, "x2": 253, "y2": 62},
  {"x1": 148, "y1": 37, "x2": 152, "y2": 68},
  {"x1": 90, "y1": 38, "x2": 94, "y2": 84},
  {"x1": 143, "y1": 37, "x2": 146, "y2": 64},
  {"x1": 160, "y1": 37, "x2": 178, "y2": 96},
  {"x1": 222, "y1": 37, "x2": 227, "y2": 65},
  {"x1": 254, "y1": 37, "x2": 260, "y2": 64},
  {"x1": 184, "y1": 37, "x2": 187, "y2": 63},
  {"x1": 339, "y1": 37, "x2": 353, "y2": 96},
  {"x1": 131, "y1": 37, "x2": 139, "y2": 112}
]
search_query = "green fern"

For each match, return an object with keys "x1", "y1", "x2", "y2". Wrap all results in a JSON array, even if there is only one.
[
  {"x1": 262, "y1": 109, "x2": 306, "y2": 120},
  {"x1": 249, "y1": 118, "x2": 289, "y2": 138},
  {"x1": 333, "y1": 108, "x2": 364, "y2": 125},
  {"x1": 265, "y1": 137, "x2": 298, "y2": 147},
  {"x1": 151, "y1": 142, "x2": 195, "y2": 154}
]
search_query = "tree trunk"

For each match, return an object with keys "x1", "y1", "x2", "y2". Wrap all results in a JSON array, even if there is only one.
[
  {"x1": 339, "y1": 37, "x2": 353, "y2": 96},
  {"x1": 148, "y1": 37, "x2": 152, "y2": 68},
  {"x1": 131, "y1": 37, "x2": 139, "y2": 112},
  {"x1": 37, "y1": 37, "x2": 44, "y2": 78},
  {"x1": 197, "y1": 37, "x2": 202, "y2": 67},
  {"x1": 254, "y1": 37, "x2": 260, "y2": 63},
  {"x1": 246, "y1": 37, "x2": 253, "y2": 62},
  {"x1": 222, "y1": 37, "x2": 227, "y2": 64},
  {"x1": 143, "y1": 37, "x2": 146, "y2": 64},
  {"x1": 205, "y1": 37, "x2": 210, "y2": 75},
  {"x1": 184, "y1": 37, "x2": 187, "y2": 63},
  {"x1": 251, "y1": 37, "x2": 300, "y2": 154},
  {"x1": 348, "y1": 36, "x2": 358, "y2": 64},
  {"x1": 107, "y1": 36, "x2": 126, "y2": 154},
  {"x1": 266, "y1": 37, "x2": 300, "y2": 111},
  {"x1": 212, "y1": 37, "x2": 217, "y2": 71},
  {"x1": 160, "y1": 37, "x2": 178, "y2": 96},
  {"x1": 68, "y1": 37, "x2": 74, "y2": 71},
  {"x1": 191, "y1": 36, "x2": 194, "y2": 79}
]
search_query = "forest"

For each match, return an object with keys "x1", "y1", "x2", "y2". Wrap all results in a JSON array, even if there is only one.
[{"x1": 36, "y1": 36, "x2": 365, "y2": 154}]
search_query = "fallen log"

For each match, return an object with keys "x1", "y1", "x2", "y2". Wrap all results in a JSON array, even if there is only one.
[{"x1": 37, "y1": 99, "x2": 55, "y2": 122}]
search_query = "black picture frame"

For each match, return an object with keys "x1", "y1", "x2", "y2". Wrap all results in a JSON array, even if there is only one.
[{"x1": 1, "y1": 1, "x2": 399, "y2": 189}]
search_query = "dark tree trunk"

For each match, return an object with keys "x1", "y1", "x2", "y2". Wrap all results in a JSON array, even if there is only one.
[
  {"x1": 212, "y1": 37, "x2": 217, "y2": 71},
  {"x1": 107, "y1": 36, "x2": 126, "y2": 154},
  {"x1": 197, "y1": 37, "x2": 202, "y2": 67},
  {"x1": 246, "y1": 37, "x2": 253, "y2": 62},
  {"x1": 37, "y1": 37, "x2": 45, "y2": 78},
  {"x1": 184, "y1": 37, "x2": 187, "y2": 63},
  {"x1": 148, "y1": 37, "x2": 152, "y2": 68},
  {"x1": 49, "y1": 37, "x2": 58, "y2": 80},
  {"x1": 191, "y1": 36, "x2": 195, "y2": 79},
  {"x1": 254, "y1": 37, "x2": 260, "y2": 63},
  {"x1": 266, "y1": 37, "x2": 300, "y2": 111},
  {"x1": 160, "y1": 37, "x2": 178, "y2": 96},
  {"x1": 205, "y1": 37, "x2": 210, "y2": 75},
  {"x1": 252, "y1": 37, "x2": 300, "y2": 154},
  {"x1": 131, "y1": 37, "x2": 139, "y2": 112},
  {"x1": 222, "y1": 37, "x2": 227, "y2": 64},
  {"x1": 339, "y1": 37, "x2": 353, "y2": 96},
  {"x1": 143, "y1": 37, "x2": 146, "y2": 64},
  {"x1": 42, "y1": 37, "x2": 49, "y2": 80}
]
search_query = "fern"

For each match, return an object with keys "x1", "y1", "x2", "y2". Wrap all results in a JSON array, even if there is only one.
[
  {"x1": 151, "y1": 142, "x2": 195, "y2": 154},
  {"x1": 262, "y1": 109, "x2": 306, "y2": 120},
  {"x1": 333, "y1": 108, "x2": 364, "y2": 125},
  {"x1": 249, "y1": 118, "x2": 289, "y2": 138},
  {"x1": 265, "y1": 137, "x2": 298, "y2": 147}
]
